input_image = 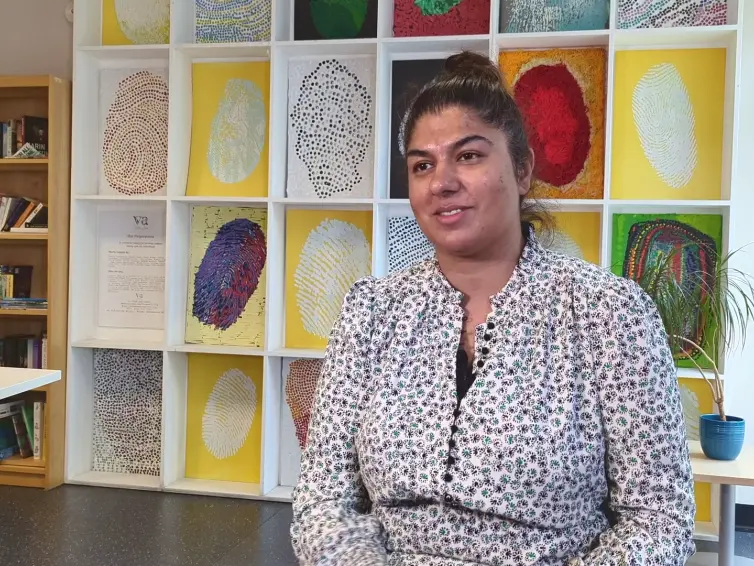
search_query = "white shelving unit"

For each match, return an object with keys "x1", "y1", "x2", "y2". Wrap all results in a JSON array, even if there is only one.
[{"x1": 65, "y1": 0, "x2": 752, "y2": 542}]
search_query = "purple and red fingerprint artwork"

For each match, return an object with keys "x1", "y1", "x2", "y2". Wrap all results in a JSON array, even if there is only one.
[{"x1": 193, "y1": 218, "x2": 267, "y2": 330}]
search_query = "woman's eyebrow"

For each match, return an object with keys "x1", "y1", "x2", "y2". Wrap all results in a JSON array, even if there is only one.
[{"x1": 406, "y1": 134, "x2": 493, "y2": 159}]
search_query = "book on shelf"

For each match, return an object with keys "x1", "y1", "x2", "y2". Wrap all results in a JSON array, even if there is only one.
[
  {"x1": 0, "y1": 265, "x2": 33, "y2": 298},
  {"x1": 0, "y1": 398, "x2": 44, "y2": 461},
  {"x1": 0, "y1": 116, "x2": 48, "y2": 158},
  {"x1": 0, "y1": 333, "x2": 47, "y2": 368},
  {"x1": 0, "y1": 196, "x2": 47, "y2": 233}
]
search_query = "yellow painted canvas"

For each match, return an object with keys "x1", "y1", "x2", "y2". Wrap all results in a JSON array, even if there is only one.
[
  {"x1": 102, "y1": 0, "x2": 170, "y2": 45},
  {"x1": 185, "y1": 206, "x2": 267, "y2": 347},
  {"x1": 545, "y1": 212, "x2": 601, "y2": 265},
  {"x1": 185, "y1": 354, "x2": 264, "y2": 483},
  {"x1": 611, "y1": 48, "x2": 726, "y2": 200},
  {"x1": 186, "y1": 61, "x2": 270, "y2": 198},
  {"x1": 679, "y1": 377, "x2": 715, "y2": 523},
  {"x1": 285, "y1": 209, "x2": 373, "y2": 350}
]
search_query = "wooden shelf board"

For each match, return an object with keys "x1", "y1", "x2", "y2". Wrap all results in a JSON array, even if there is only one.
[
  {"x1": 0, "y1": 232, "x2": 48, "y2": 241},
  {"x1": 0, "y1": 454, "x2": 46, "y2": 474},
  {"x1": 0, "y1": 158, "x2": 48, "y2": 168},
  {"x1": 0, "y1": 309, "x2": 48, "y2": 317},
  {"x1": 0, "y1": 76, "x2": 50, "y2": 89}
]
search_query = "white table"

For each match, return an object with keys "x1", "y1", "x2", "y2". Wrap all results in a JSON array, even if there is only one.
[
  {"x1": 0, "y1": 367, "x2": 61, "y2": 400},
  {"x1": 688, "y1": 441, "x2": 754, "y2": 566}
]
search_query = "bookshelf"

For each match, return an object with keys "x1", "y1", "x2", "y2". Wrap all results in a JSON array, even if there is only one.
[
  {"x1": 65, "y1": 0, "x2": 753, "y2": 542},
  {"x1": 0, "y1": 75, "x2": 71, "y2": 488}
]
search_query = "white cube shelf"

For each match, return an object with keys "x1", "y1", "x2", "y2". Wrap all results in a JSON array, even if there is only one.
[{"x1": 66, "y1": 0, "x2": 752, "y2": 541}]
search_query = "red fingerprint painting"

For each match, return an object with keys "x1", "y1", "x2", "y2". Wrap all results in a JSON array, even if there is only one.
[
  {"x1": 393, "y1": 0, "x2": 490, "y2": 37},
  {"x1": 499, "y1": 48, "x2": 606, "y2": 199},
  {"x1": 285, "y1": 359, "x2": 322, "y2": 449}
]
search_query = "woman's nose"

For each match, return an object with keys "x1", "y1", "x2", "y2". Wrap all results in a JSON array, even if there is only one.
[{"x1": 428, "y1": 161, "x2": 460, "y2": 196}]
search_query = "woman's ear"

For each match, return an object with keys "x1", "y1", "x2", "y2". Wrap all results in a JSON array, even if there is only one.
[{"x1": 517, "y1": 148, "x2": 535, "y2": 197}]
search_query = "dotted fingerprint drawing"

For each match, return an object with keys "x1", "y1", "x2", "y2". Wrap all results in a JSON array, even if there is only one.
[
  {"x1": 294, "y1": 218, "x2": 371, "y2": 338},
  {"x1": 285, "y1": 359, "x2": 323, "y2": 449},
  {"x1": 618, "y1": 0, "x2": 727, "y2": 29},
  {"x1": 92, "y1": 349, "x2": 162, "y2": 476},
  {"x1": 287, "y1": 57, "x2": 375, "y2": 199},
  {"x1": 208, "y1": 78, "x2": 266, "y2": 184},
  {"x1": 114, "y1": 0, "x2": 170, "y2": 44},
  {"x1": 679, "y1": 384, "x2": 701, "y2": 441},
  {"x1": 543, "y1": 229, "x2": 585, "y2": 260},
  {"x1": 193, "y1": 218, "x2": 266, "y2": 331},
  {"x1": 632, "y1": 63, "x2": 698, "y2": 189},
  {"x1": 100, "y1": 69, "x2": 169, "y2": 195},
  {"x1": 195, "y1": 0, "x2": 272, "y2": 43},
  {"x1": 387, "y1": 216, "x2": 434, "y2": 274},
  {"x1": 202, "y1": 368, "x2": 257, "y2": 460}
]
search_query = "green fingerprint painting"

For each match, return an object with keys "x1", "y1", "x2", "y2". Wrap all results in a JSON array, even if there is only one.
[
  {"x1": 294, "y1": 0, "x2": 377, "y2": 40},
  {"x1": 414, "y1": 0, "x2": 464, "y2": 16}
]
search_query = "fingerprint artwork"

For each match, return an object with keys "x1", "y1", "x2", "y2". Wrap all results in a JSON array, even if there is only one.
[
  {"x1": 389, "y1": 58, "x2": 446, "y2": 199},
  {"x1": 393, "y1": 0, "x2": 490, "y2": 36},
  {"x1": 103, "y1": 0, "x2": 170, "y2": 45},
  {"x1": 186, "y1": 354, "x2": 263, "y2": 483},
  {"x1": 195, "y1": 0, "x2": 272, "y2": 42},
  {"x1": 284, "y1": 359, "x2": 323, "y2": 449},
  {"x1": 285, "y1": 209, "x2": 372, "y2": 349},
  {"x1": 611, "y1": 213, "x2": 722, "y2": 367},
  {"x1": 632, "y1": 63, "x2": 697, "y2": 189},
  {"x1": 500, "y1": 0, "x2": 609, "y2": 33},
  {"x1": 387, "y1": 216, "x2": 434, "y2": 274},
  {"x1": 186, "y1": 61, "x2": 270, "y2": 198},
  {"x1": 294, "y1": 0, "x2": 378, "y2": 40},
  {"x1": 499, "y1": 48, "x2": 606, "y2": 199},
  {"x1": 611, "y1": 49, "x2": 725, "y2": 200},
  {"x1": 617, "y1": 0, "x2": 727, "y2": 28},
  {"x1": 99, "y1": 68, "x2": 169, "y2": 196},
  {"x1": 186, "y1": 207, "x2": 267, "y2": 347},
  {"x1": 92, "y1": 349, "x2": 162, "y2": 476},
  {"x1": 208, "y1": 79, "x2": 266, "y2": 184},
  {"x1": 287, "y1": 57, "x2": 375, "y2": 199},
  {"x1": 203, "y1": 368, "x2": 257, "y2": 459},
  {"x1": 679, "y1": 383, "x2": 701, "y2": 441},
  {"x1": 546, "y1": 212, "x2": 601, "y2": 265}
]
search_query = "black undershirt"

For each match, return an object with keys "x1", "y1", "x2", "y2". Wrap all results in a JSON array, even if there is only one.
[{"x1": 455, "y1": 349, "x2": 476, "y2": 403}]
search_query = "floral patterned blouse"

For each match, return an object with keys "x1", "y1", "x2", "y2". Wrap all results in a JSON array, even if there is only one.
[{"x1": 290, "y1": 227, "x2": 696, "y2": 566}]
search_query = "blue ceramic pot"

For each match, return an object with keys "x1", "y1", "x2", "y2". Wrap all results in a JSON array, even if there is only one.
[{"x1": 699, "y1": 414, "x2": 746, "y2": 461}]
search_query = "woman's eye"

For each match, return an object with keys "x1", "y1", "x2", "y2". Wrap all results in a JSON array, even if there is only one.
[
  {"x1": 412, "y1": 162, "x2": 432, "y2": 173},
  {"x1": 459, "y1": 152, "x2": 479, "y2": 161}
]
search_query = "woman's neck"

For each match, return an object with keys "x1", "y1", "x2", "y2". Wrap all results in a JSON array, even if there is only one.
[{"x1": 436, "y1": 228, "x2": 525, "y2": 301}]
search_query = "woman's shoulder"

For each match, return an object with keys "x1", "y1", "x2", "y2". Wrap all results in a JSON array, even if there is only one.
[
  {"x1": 343, "y1": 259, "x2": 435, "y2": 308},
  {"x1": 540, "y1": 247, "x2": 651, "y2": 309}
]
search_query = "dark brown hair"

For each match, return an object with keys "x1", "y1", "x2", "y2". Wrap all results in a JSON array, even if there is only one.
[{"x1": 401, "y1": 51, "x2": 554, "y2": 236}]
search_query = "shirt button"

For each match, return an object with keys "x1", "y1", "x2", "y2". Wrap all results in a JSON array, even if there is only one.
[
  {"x1": 448, "y1": 439, "x2": 456, "y2": 448},
  {"x1": 444, "y1": 494, "x2": 453, "y2": 503},
  {"x1": 444, "y1": 473, "x2": 453, "y2": 482},
  {"x1": 451, "y1": 425, "x2": 458, "y2": 434},
  {"x1": 476, "y1": 359, "x2": 484, "y2": 368},
  {"x1": 453, "y1": 408, "x2": 461, "y2": 418},
  {"x1": 481, "y1": 347, "x2": 489, "y2": 355},
  {"x1": 487, "y1": 322, "x2": 495, "y2": 330},
  {"x1": 447, "y1": 456, "x2": 456, "y2": 465},
  {"x1": 483, "y1": 333, "x2": 492, "y2": 341}
]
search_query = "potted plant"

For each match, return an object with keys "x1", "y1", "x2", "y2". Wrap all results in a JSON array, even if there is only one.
[{"x1": 633, "y1": 243, "x2": 754, "y2": 461}]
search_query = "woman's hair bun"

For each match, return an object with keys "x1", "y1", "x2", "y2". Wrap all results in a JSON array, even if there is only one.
[{"x1": 442, "y1": 51, "x2": 503, "y2": 89}]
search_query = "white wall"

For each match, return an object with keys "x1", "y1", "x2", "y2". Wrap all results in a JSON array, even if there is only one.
[{"x1": 0, "y1": 0, "x2": 73, "y2": 78}]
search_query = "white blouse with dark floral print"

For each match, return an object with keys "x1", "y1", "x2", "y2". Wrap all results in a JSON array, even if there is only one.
[{"x1": 290, "y1": 228, "x2": 696, "y2": 566}]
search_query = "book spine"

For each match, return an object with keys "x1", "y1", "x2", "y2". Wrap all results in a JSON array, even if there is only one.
[
  {"x1": 33, "y1": 401, "x2": 43, "y2": 460},
  {"x1": 11, "y1": 413, "x2": 32, "y2": 458}
]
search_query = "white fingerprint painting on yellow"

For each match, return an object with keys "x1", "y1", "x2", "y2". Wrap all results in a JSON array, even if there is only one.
[
  {"x1": 679, "y1": 383, "x2": 701, "y2": 441},
  {"x1": 632, "y1": 62, "x2": 698, "y2": 189},
  {"x1": 294, "y1": 218, "x2": 371, "y2": 339},
  {"x1": 114, "y1": 0, "x2": 170, "y2": 44},
  {"x1": 202, "y1": 368, "x2": 257, "y2": 459}
]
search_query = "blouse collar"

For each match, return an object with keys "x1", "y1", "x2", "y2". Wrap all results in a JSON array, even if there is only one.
[{"x1": 426, "y1": 223, "x2": 547, "y2": 308}]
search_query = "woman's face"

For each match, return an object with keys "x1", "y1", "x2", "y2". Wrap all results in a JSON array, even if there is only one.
[{"x1": 406, "y1": 105, "x2": 533, "y2": 259}]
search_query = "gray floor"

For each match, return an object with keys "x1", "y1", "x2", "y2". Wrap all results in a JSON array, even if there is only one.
[{"x1": 0, "y1": 485, "x2": 751, "y2": 565}]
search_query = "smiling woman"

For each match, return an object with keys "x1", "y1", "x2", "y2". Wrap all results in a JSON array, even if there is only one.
[{"x1": 290, "y1": 51, "x2": 697, "y2": 566}]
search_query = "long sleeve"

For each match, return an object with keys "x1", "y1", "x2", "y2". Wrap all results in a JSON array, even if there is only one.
[
  {"x1": 575, "y1": 279, "x2": 697, "y2": 565},
  {"x1": 290, "y1": 277, "x2": 388, "y2": 566}
]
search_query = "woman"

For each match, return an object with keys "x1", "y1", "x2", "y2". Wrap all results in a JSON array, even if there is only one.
[{"x1": 290, "y1": 51, "x2": 696, "y2": 565}]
